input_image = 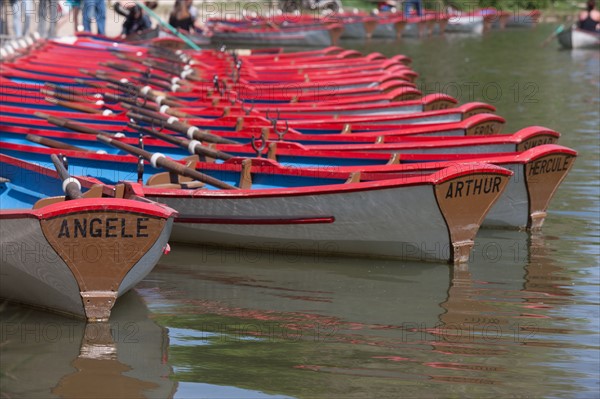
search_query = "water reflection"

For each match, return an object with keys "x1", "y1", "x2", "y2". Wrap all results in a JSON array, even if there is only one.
[
  {"x1": 127, "y1": 226, "x2": 596, "y2": 398},
  {"x1": 2, "y1": 228, "x2": 595, "y2": 398},
  {"x1": 0, "y1": 292, "x2": 176, "y2": 399}
]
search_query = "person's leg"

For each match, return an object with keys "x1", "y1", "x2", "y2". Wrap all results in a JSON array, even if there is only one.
[
  {"x1": 38, "y1": 0, "x2": 47, "y2": 37},
  {"x1": 82, "y1": 0, "x2": 93, "y2": 32},
  {"x1": 73, "y1": 6, "x2": 80, "y2": 32},
  {"x1": 22, "y1": 0, "x2": 32, "y2": 36},
  {"x1": 47, "y1": 0, "x2": 58, "y2": 38},
  {"x1": 12, "y1": 0, "x2": 23, "y2": 37},
  {"x1": 95, "y1": 0, "x2": 105, "y2": 35}
]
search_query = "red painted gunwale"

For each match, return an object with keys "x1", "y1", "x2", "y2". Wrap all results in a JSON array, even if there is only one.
[
  {"x1": 0, "y1": 155, "x2": 177, "y2": 220},
  {"x1": 0, "y1": 142, "x2": 513, "y2": 200}
]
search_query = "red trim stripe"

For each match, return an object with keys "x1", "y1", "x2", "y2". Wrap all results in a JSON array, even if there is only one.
[{"x1": 176, "y1": 216, "x2": 335, "y2": 225}]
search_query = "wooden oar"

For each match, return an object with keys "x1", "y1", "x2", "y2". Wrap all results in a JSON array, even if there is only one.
[
  {"x1": 135, "y1": 1, "x2": 201, "y2": 51},
  {"x1": 26, "y1": 134, "x2": 91, "y2": 152},
  {"x1": 541, "y1": 23, "x2": 567, "y2": 47},
  {"x1": 125, "y1": 110, "x2": 239, "y2": 145},
  {"x1": 44, "y1": 96, "x2": 110, "y2": 115},
  {"x1": 50, "y1": 81, "x2": 183, "y2": 108},
  {"x1": 34, "y1": 112, "x2": 117, "y2": 137},
  {"x1": 96, "y1": 134, "x2": 239, "y2": 190},
  {"x1": 40, "y1": 80, "x2": 99, "y2": 102},
  {"x1": 41, "y1": 88, "x2": 94, "y2": 104},
  {"x1": 120, "y1": 101, "x2": 192, "y2": 119},
  {"x1": 138, "y1": 60, "x2": 203, "y2": 83},
  {"x1": 50, "y1": 154, "x2": 84, "y2": 200},
  {"x1": 88, "y1": 69, "x2": 174, "y2": 92},
  {"x1": 107, "y1": 94, "x2": 192, "y2": 118},
  {"x1": 99, "y1": 61, "x2": 145, "y2": 74},
  {"x1": 128, "y1": 123, "x2": 233, "y2": 161}
]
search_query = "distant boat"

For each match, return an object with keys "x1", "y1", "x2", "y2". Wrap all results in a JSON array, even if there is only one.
[
  {"x1": 0, "y1": 154, "x2": 177, "y2": 321},
  {"x1": 209, "y1": 21, "x2": 344, "y2": 47},
  {"x1": 445, "y1": 14, "x2": 485, "y2": 34},
  {"x1": 557, "y1": 26, "x2": 600, "y2": 49}
]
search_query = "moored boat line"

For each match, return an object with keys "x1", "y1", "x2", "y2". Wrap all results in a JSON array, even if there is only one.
[{"x1": 0, "y1": 33, "x2": 574, "y2": 319}]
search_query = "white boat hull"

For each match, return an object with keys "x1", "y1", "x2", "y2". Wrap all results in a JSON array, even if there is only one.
[
  {"x1": 558, "y1": 27, "x2": 600, "y2": 49},
  {"x1": 145, "y1": 165, "x2": 511, "y2": 264},
  {"x1": 0, "y1": 215, "x2": 174, "y2": 319}
]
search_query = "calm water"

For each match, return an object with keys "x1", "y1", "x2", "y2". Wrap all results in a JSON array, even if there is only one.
[{"x1": 1, "y1": 25, "x2": 599, "y2": 398}]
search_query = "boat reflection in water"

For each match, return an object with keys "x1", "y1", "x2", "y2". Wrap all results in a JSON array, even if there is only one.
[
  {"x1": 0, "y1": 292, "x2": 176, "y2": 399},
  {"x1": 129, "y1": 228, "x2": 591, "y2": 398},
  {"x1": 1, "y1": 229, "x2": 592, "y2": 398}
]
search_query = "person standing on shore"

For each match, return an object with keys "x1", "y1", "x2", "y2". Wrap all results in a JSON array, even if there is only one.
[
  {"x1": 38, "y1": 0, "x2": 59, "y2": 38},
  {"x1": 578, "y1": 0, "x2": 600, "y2": 31},
  {"x1": 66, "y1": 0, "x2": 82, "y2": 33},
  {"x1": 9, "y1": 0, "x2": 33, "y2": 37},
  {"x1": 82, "y1": 0, "x2": 105, "y2": 35}
]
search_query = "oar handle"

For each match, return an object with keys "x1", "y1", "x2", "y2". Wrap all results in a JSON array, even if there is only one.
[
  {"x1": 126, "y1": 111, "x2": 239, "y2": 144},
  {"x1": 118, "y1": 97, "x2": 191, "y2": 118},
  {"x1": 34, "y1": 112, "x2": 117, "y2": 137},
  {"x1": 44, "y1": 96, "x2": 108, "y2": 115},
  {"x1": 26, "y1": 134, "x2": 90, "y2": 152},
  {"x1": 96, "y1": 135, "x2": 239, "y2": 190},
  {"x1": 40, "y1": 88, "x2": 92, "y2": 104},
  {"x1": 50, "y1": 154, "x2": 84, "y2": 200},
  {"x1": 129, "y1": 123, "x2": 233, "y2": 161},
  {"x1": 541, "y1": 23, "x2": 567, "y2": 47}
]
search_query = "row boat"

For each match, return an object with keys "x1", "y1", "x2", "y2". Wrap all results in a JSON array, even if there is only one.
[
  {"x1": 557, "y1": 26, "x2": 600, "y2": 49},
  {"x1": 0, "y1": 138, "x2": 575, "y2": 231},
  {"x1": 0, "y1": 141, "x2": 511, "y2": 264},
  {"x1": 0, "y1": 153, "x2": 177, "y2": 321},
  {"x1": 0, "y1": 123, "x2": 559, "y2": 156},
  {"x1": 0, "y1": 105, "x2": 505, "y2": 140},
  {"x1": 208, "y1": 21, "x2": 344, "y2": 47}
]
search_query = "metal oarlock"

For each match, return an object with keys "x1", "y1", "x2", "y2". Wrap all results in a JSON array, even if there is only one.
[
  {"x1": 265, "y1": 109, "x2": 281, "y2": 125},
  {"x1": 273, "y1": 120, "x2": 290, "y2": 141},
  {"x1": 137, "y1": 156, "x2": 144, "y2": 184},
  {"x1": 213, "y1": 74, "x2": 219, "y2": 92},
  {"x1": 60, "y1": 154, "x2": 69, "y2": 171},
  {"x1": 250, "y1": 130, "x2": 268, "y2": 158},
  {"x1": 241, "y1": 101, "x2": 254, "y2": 115},
  {"x1": 137, "y1": 132, "x2": 145, "y2": 183}
]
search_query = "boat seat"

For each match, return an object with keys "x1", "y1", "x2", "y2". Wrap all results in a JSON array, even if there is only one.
[
  {"x1": 202, "y1": 144, "x2": 217, "y2": 163},
  {"x1": 146, "y1": 155, "x2": 201, "y2": 187},
  {"x1": 387, "y1": 154, "x2": 401, "y2": 165},
  {"x1": 267, "y1": 142, "x2": 277, "y2": 161},
  {"x1": 235, "y1": 117, "x2": 244, "y2": 131},
  {"x1": 32, "y1": 184, "x2": 104, "y2": 209},
  {"x1": 239, "y1": 158, "x2": 252, "y2": 189},
  {"x1": 114, "y1": 183, "x2": 125, "y2": 199},
  {"x1": 345, "y1": 172, "x2": 361, "y2": 184}
]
